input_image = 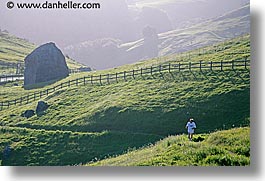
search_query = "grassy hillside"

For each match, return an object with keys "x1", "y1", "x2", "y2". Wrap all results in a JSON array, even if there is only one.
[
  {"x1": 0, "y1": 126, "x2": 161, "y2": 166},
  {"x1": 0, "y1": 31, "x2": 85, "y2": 69},
  {"x1": 88, "y1": 127, "x2": 250, "y2": 166},
  {"x1": 0, "y1": 35, "x2": 250, "y2": 166},
  {"x1": 0, "y1": 34, "x2": 250, "y2": 101},
  {"x1": 122, "y1": 4, "x2": 250, "y2": 56},
  {"x1": 0, "y1": 31, "x2": 35, "y2": 63}
]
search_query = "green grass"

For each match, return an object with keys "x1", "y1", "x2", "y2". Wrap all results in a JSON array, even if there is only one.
[
  {"x1": 0, "y1": 32, "x2": 85, "y2": 71},
  {"x1": 0, "y1": 126, "x2": 161, "y2": 166},
  {"x1": 0, "y1": 70, "x2": 250, "y2": 135},
  {"x1": 0, "y1": 35, "x2": 250, "y2": 166},
  {"x1": 0, "y1": 34, "x2": 250, "y2": 101},
  {"x1": 0, "y1": 32, "x2": 35, "y2": 63},
  {"x1": 87, "y1": 127, "x2": 250, "y2": 166}
]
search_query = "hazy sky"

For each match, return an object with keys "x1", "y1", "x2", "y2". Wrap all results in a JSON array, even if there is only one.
[{"x1": 0, "y1": 0, "x2": 249, "y2": 48}]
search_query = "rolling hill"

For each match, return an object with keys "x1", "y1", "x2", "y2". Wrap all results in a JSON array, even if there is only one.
[
  {"x1": 64, "y1": 4, "x2": 250, "y2": 70},
  {"x1": 0, "y1": 31, "x2": 86, "y2": 69},
  {"x1": 123, "y1": 4, "x2": 250, "y2": 56},
  {"x1": 88, "y1": 127, "x2": 250, "y2": 166},
  {"x1": 0, "y1": 34, "x2": 250, "y2": 166}
]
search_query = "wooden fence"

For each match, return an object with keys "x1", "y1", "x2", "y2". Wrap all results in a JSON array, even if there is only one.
[{"x1": 0, "y1": 59, "x2": 250, "y2": 111}]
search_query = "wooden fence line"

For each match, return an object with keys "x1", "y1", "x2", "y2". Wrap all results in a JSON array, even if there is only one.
[
  {"x1": 0, "y1": 59, "x2": 250, "y2": 111},
  {"x1": 0, "y1": 48, "x2": 250, "y2": 75}
]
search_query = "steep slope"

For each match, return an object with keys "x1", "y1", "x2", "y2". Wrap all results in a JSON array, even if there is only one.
[
  {"x1": 88, "y1": 127, "x2": 250, "y2": 166},
  {"x1": 131, "y1": 0, "x2": 249, "y2": 30},
  {"x1": 0, "y1": 31, "x2": 86, "y2": 69},
  {"x1": 64, "y1": 4, "x2": 250, "y2": 70},
  {"x1": 0, "y1": 31, "x2": 34, "y2": 63},
  {"x1": 0, "y1": 35, "x2": 250, "y2": 166},
  {"x1": 125, "y1": 4, "x2": 250, "y2": 56}
]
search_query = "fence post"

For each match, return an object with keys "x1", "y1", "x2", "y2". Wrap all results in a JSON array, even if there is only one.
[
  {"x1": 200, "y1": 61, "x2": 202, "y2": 72},
  {"x1": 179, "y1": 63, "x2": 181, "y2": 72},
  {"x1": 16, "y1": 63, "x2": 19, "y2": 74},
  {"x1": 159, "y1": 65, "x2": 162, "y2": 74},
  {"x1": 245, "y1": 57, "x2": 248, "y2": 70},
  {"x1": 107, "y1": 74, "x2": 110, "y2": 84},
  {"x1": 84, "y1": 76, "x2": 86, "y2": 86},
  {"x1": 169, "y1": 63, "x2": 171, "y2": 73},
  {"x1": 189, "y1": 62, "x2": 192, "y2": 71},
  {"x1": 124, "y1": 71, "x2": 126, "y2": 81},
  {"x1": 140, "y1": 68, "x2": 143, "y2": 76},
  {"x1": 7, "y1": 101, "x2": 10, "y2": 108},
  {"x1": 99, "y1": 75, "x2": 102, "y2": 85},
  {"x1": 210, "y1": 61, "x2": 213, "y2": 71},
  {"x1": 150, "y1": 66, "x2": 153, "y2": 76},
  {"x1": 132, "y1": 70, "x2": 135, "y2": 79},
  {"x1": 232, "y1": 60, "x2": 234, "y2": 70},
  {"x1": 68, "y1": 80, "x2": 70, "y2": 87},
  {"x1": 91, "y1": 75, "x2": 93, "y2": 85},
  {"x1": 221, "y1": 60, "x2": 223, "y2": 71},
  {"x1": 115, "y1": 73, "x2": 118, "y2": 83},
  {"x1": 46, "y1": 89, "x2": 48, "y2": 96}
]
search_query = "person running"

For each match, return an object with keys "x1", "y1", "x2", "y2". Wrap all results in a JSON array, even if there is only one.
[{"x1": 185, "y1": 118, "x2": 196, "y2": 141}]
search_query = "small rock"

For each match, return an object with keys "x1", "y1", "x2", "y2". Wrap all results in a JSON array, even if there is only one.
[
  {"x1": 36, "y1": 101, "x2": 49, "y2": 115},
  {"x1": 22, "y1": 110, "x2": 35, "y2": 118}
]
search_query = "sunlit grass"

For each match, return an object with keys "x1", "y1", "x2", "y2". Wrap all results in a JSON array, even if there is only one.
[
  {"x1": 88, "y1": 127, "x2": 250, "y2": 166},
  {"x1": 0, "y1": 35, "x2": 250, "y2": 166}
]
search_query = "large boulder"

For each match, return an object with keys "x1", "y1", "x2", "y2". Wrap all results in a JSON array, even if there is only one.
[{"x1": 24, "y1": 42, "x2": 69, "y2": 86}]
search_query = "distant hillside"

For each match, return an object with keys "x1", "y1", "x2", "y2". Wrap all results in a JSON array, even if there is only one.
[
  {"x1": 88, "y1": 127, "x2": 250, "y2": 166},
  {"x1": 0, "y1": 35, "x2": 250, "y2": 165},
  {"x1": 124, "y1": 4, "x2": 250, "y2": 57},
  {"x1": 0, "y1": 31, "x2": 87, "y2": 69},
  {"x1": 0, "y1": 31, "x2": 35, "y2": 63},
  {"x1": 64, "y1": 4, "x2": 250, "y2": 70},
  {"x1": 130, "y1": 0, "x2": 249, "y2": 29}
]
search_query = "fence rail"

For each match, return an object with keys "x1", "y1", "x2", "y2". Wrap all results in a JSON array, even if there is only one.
[{"x1": 0, "y1": 59, "x2": 250, "y2": 111}]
